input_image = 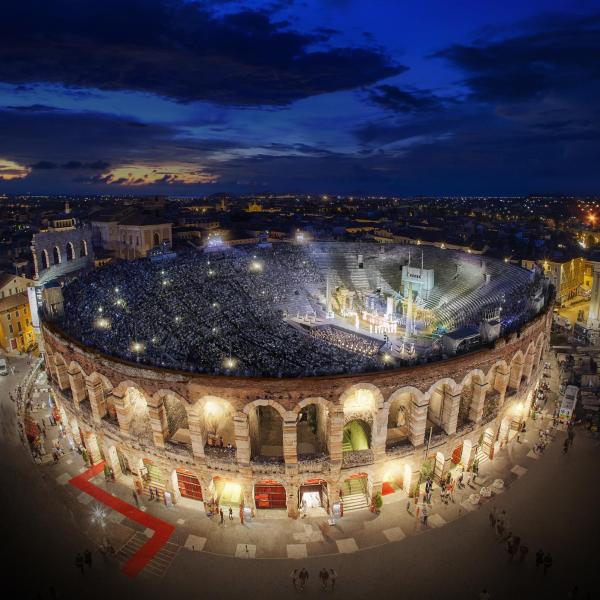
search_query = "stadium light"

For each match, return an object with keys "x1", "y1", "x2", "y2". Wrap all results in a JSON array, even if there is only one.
[
  {"x1": 250, "y1": 260, "x2": 263, "y2": 272},
  {"x1": 131, "y1": 341, "x2": 145, "y2": 353},
  {"x1": 94, "y1": 317, "x2": 110, "y2": 329},
  {"x1": 223, "y1": 356, "x2": 237, "y2": 369}
]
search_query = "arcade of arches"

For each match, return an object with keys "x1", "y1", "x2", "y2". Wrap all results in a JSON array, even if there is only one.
[{"x1": 43, "y1": 315, "x2": 549, "y2": 519}]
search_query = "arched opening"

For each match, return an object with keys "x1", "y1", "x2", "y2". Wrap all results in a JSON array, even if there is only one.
[
  {"x1": 382, "y1": 463, "x2": 412, "y2": 496},
  {"x1": 202, "y1": 398, "x2": 236, "y2": 455},
  {"x1": 342, "y1": 419, "x2": 371, "y2": 451},
  {"x1": 141, "y1": 458, "x2": 167, "y2": 501},
  {"x1": 386, "y1": 391, "x2": 413, "y2": 450},
  {"x1": 176, "y1": 468, "x2": 203, "y2": 501},
  {"x1": 249, "y1": 405, "x2": 283, "y2": 462},
  {"x1": 80, "y1": 239, "x2": 88, "y2": 257},
  {"x1": 41, "y1": 249, "x2": 49, "y2": 270},
  {"x1": 427, "y1": 384, "x2": 447, "y2": 433},
  {"x1": 254, "y1": 479, "x2": 287, "y2": 510},
  {"x1": 162, "y1": 393, "x2": 190, "y2": 451},
  {"x1": 126, "y1": 387, "x2": 152, "y2": 444},
  {"x1": 297, "y1": 402, "x2": 329, "y2": 457},
  {"x1": 299, "y1": 478, "x2": 329, "y2": 516},
  {"x1": 66, "y1": 242, "x2": 75, "y2": 261},
  {"x1": 153, "y1": 232, "x2": 160, "y2": 246},
  {"x1": 341, "y1": 473, "x2": 369, "y2": 512},
  {"x1": 53, "y1": 246, "x2": 61, "y2": 265},
  {"x1": 211, "y1": 476, "x2": 243, "y2": 508}
]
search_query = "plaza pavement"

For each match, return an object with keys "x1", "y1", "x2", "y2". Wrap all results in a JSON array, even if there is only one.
[{"x1": 1, "y1": 352, "x2": 599, "y2": 599}]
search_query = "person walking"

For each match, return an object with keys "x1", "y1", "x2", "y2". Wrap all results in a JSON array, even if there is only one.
[
  {"x1": 518, "y1": 543, "x2": 529, "y2": 563},
  {"x1": 219, "y1": 508, "x2": 224, "y2": 524},
  {"x1": 83, "y1": 549, "x2": 92, "y2": 568},
  {"x1": 75, "y1": 553, "x2": 84, "y2": 574},
  {"x1": 543, "y1": 553, "x2": 553, "y2": 575},
  {"x1": 299, "y1": 568, "x2": 309, "y2": 591},
  {"x1": 228, "y1": 506, "x2": 233, "y2": 520},
  {"x1": 535, "y1": 549, "x2": 544, "y2": 569},
  {"x1": 290, "y1": 568, "x2": 299, "y2": 591},
  {"x1": 319, "y1": 568, "x2": 329, "y2": 591},
  {"x1": 329, "y1": 568, "x2": 337, "y2": 591},
  {"x1": 563, "y1": 438, "x2": 569, "y2": 454}
]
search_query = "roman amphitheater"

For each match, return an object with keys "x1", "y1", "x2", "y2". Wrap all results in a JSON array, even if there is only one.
[{"x1": 41, "y1": 242, "x2": 553, "y2": 518}]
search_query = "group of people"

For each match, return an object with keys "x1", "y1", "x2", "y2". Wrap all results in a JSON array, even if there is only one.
[
  {"x1": 290, "y1": 567, "x2": 337, "y2": 592},
  {"x1": 309, "y1": 326, "x2": 381, "y2": 357},
  {"x1": 61, "y1": 245, "x2": 386, "y2": 377}
]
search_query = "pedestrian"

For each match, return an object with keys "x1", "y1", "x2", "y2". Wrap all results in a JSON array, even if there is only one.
[
  {"x1": 229, "y1": 506, "x2": 233, "y2": 520},
  {"x1": 290, "y1": 568, "x2": 299, "y2": 591},
  {"x1": 563, "y1": 439, "x2": 569, "y2": 454},
  {"x1": 422, "y1": 504, "x2": 429, "y2": 527},
  {"x1": 519, "y1": 544, "x2": 529, "y2": 563},
  {"x1": 83, "y1": 549, "x2": 92, "y2": 568},
  {"x1": 568, "y1": 428, "x2": 575, "y2": 447},
  {"x1": 299, "y1": 568, "x2": 309, "y2": 590},
  {"x1": 149, "y1": 487, "x2": 154, "y2": 500},
  {"x1": 75, "y1": 553, "x2": 84, "y2": 574},
  {"x1": 543, "y1": 553, "x2": 553, "y2": 575},
  {"x1": 329, "y1": 568, "x2": 337, "y2": 591},
  {"x1": 220, "y1": 508, "x2": 224, "y2": 524},
  {"x1": 132, "y1": 490, "x2": 139, "y2": 507},
  {"x1": 458, "y1": 471, "x2": 464, "y2": 489},
  {"x1": 406, "y1": 498, "x2": 411, "y2": 514},
  {"x1": 535, "y1": 549, "x2": 544, "y2": 569},
  {"x1": 319, "y1": 568, "x2": 329, "y2": 590}
]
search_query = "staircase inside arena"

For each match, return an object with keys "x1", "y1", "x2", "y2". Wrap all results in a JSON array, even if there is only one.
[
  {"x1": 143, "y1": 462, "x2": 166, "y2": 500},
  {"x1": 342, "y1": 478, "x2": 369, "y2": 513}
]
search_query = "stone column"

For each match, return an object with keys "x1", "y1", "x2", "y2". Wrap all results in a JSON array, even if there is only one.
[
  {"x1": 103, "y1": 442, "x2": 123, "y2": 481},
  {"x1": 68, "y1": 369, "x2": 87, "y2": 407},
  {"x1": 409, "y1": 397, "x2": 428, "y2": 447},
  {"x1": 112, "y1": 389, "x2": 132, "y2": 434},
  {"x1": 283, "y1": 413, "x2": 298, "y2": 474},
  {"x1": 147, "y1": 396, "x2": 167, "y2": 449},
  {"x1": 188, "y1": 411, "x2": 206, "y2": 461},
  {"x1": 234, "y1": 411, "x2": 251, "y2": 466},
  {"x1": 523, "y1": 354, "x2": 535, "y2": 384},
  {"x1": 327, "y1": 408, "x2": 344, "y2": 464},
  {"x1": 441, "y1": 389, "x2": 461, "y2": 435},
  {"x1": 86, "y1": 379, "x2": 106, "y2": 423},
  {"x1": 509, "y1": 361, "x2": 524, "y2": 391},
  {"x1": 287, "y1": 482, "x2": 299, "y2": 518},
  {"x1": 494, "y1": 367, "x2": 510, "y2": 407},
  {"x1": 371, "y1": 407, "x2": 388, "y2": 462},
  {"x1": 468, "y1": 381, "x2": 490, "y2": 423},
  {"x1": 55, "y1": 361, "x2": 69, "y2": 391},
  {"x1": 83, "y1": 430, "x2": 102, "y2": 464}
]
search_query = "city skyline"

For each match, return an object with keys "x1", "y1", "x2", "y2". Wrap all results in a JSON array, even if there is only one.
[{"x1": 1, "y1": 0, "x2": 599, "y2": 196}]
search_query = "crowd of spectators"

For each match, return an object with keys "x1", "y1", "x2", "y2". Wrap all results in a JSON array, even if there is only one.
[
  {"x1": 60, "y1": 245, "x2": 384, "y2": 377},
  {"x1": 310, "y1": 326, "x2": 381, "y2": 357}
]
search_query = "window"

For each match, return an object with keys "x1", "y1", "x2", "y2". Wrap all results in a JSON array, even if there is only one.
[
  {"x1": 41, "y1": 249, "x2": 50, "y2": 270},
  {"x1": 7, "y1": 312, "x2": 10, "y2": 320},
  {"x1": 15, "y1": 310, "x2": 19, "y2": 318},
  {"x1": 66, "y1": 242, "x2": 75, "y2": 261},
  {"x1": 17, "y1": 322, "x2": 22, "y2": 332},
  {"x1": 8, "y1": 324, "x2": 13, "y2": 334},
  {"x1": 53, "y1": 246, "x2": 61, "y2": 264},
  {"x1": 80, "y1": 239, "x2": 88, "y2": 257}
]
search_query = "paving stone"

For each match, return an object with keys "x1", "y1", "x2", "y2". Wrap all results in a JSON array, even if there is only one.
[
  {"x1": 55, "y1": 472, "x2": 70, "y2": 485},
  {"x1": 177, "y1": 518, "x2": 185, "y2": 525},
  {"x1": 287, "y1": 544, "x2": 307, "y2": 559},
  {"x1": 428, "y1": 514, "x2": 447, "y2": 528},
  {"x1": 511, "y1": 465, "x2": 528, "y2": 477},
  {"x1": 235, "y1": 543, "x2": 256, "y2": 559},
  {"x1": 527, "y1": 450, "x2": 539, "y2": 460},
  {"x1": 77, "y1": 492, "x2": 92, "y2": 505},
  {"x1": 335, "y1": 538, "x2": 359, "y2": 553},
  {"x1": 383, "y1": 527, "x2": 406, "y2": 542},
  {"x1": 184, "y1": 534, "x2": 206, "y2": 551}
]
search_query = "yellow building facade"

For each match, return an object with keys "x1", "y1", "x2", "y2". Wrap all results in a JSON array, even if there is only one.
[{"x1": 0, "y1": 291, "x2": 35, "y2": 352}]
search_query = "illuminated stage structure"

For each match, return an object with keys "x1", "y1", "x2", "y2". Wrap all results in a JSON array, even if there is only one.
[{"x1": 42, "y1": 242, "x2": 553, "y2": 518}]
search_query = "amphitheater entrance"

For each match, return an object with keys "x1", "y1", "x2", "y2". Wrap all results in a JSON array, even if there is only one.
[
  {"x1": 297, "y1": 403, "x2": 328, "y2": 456},
  {"x1": 478, "y1": 427, "x2": 495, "y2": 462},
  {"x1": 342, "y1": 419, "x2": 371, "y2": 452},
  {"x1": 386, "y1": 392, "x2": 412, "y2": 450},
  {"x1": 127, "y1": 388, "x2": 153, "y2": 445},
  {"x1": 299, "y1": 478, "x2": 329, "y2": 517},
  {"x1": 141, "y1": 458, "x2": 167, "y2": 500},
  {"x1": 212, "y1": 476, "x2": 243, "y2": 507},
  {"x1": 254, "y1": 480, "x2": 287, "y2": 510},
  {"x1": 175, "y1": 468, "x2": 203, "y2": 502},
  {"x1": 341, "y1": 473, "x2": 369, "y2": 513},
  {"x1": 382, "y1": 463, "x2": 412, "y2": 496},
  {"x1": 249, "y1": 405, "x2": 283, "y2": 460},
  {"x1": 163, "y1": 393, "x2": 190, "y2": 451}
]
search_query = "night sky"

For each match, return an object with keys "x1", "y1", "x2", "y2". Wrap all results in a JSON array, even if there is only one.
[{"x1": 1, "y1": 0, "x2": 599, "y2": 195}]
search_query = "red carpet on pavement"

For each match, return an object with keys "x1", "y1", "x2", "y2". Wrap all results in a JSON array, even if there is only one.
[{"x1": 69, "y1": 462, "x2": 175, "y2": 577}]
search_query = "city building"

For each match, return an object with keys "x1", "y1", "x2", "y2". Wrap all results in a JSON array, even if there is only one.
[{"x1": 0, "y1": 290, "x2": 34, "y2": 352}]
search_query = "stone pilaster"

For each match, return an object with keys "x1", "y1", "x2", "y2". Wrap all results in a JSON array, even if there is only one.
[
  {"x1": 86, "y1": 379, "x2": 106, "y2": 423},
  {"x1": 468, "y1": 381, "x2": 490, "y2": 423},
  {"x1": 55, "y1": 361, "x2": 69, "y2": 391},
  {"x1": 409, "y1": 398, "x2": 428, "y2": 447},
  {"x1": 287, "y1": 483, "x2": 299, "y2": 518},
  {"x1": 371, "y1": 407, "x2": 388, "y2": 462},
  {"x1": 68, "y1": 369, "x2": 87, "y2": 407},
  {"x1": 83, "y1": 430, "x2": 102, "y2": 464},
  {"x1": 283, "y1": 414, "x2": 298, "y2": 477},
  {"x1": 509, "y1": 361, "x2": 524, "y2": 390},
  {"x1": 327, "y1": 409, "x2": 344, "y2": 464},
  {"x1": 523, "y1": 354, "x2": 534, "y2": 384},
  {"x1": 112, "y1": 389, "x2": 132, "y2": 434},
  {"x1": 233, "y1": 411, "x2": 251, "y2": 466},
  {"x1": 188, "y1": 411, "x2": 206, "y2": 461},
  {"x1": 441, "y1": 390, "x2": 461, "y2": 435},
  {"x1": 147, "y1": 396, "x2": 167, "y2": 449},
  {"x1": 494, "y1": 367, "x2": 510, "y2": 407}
]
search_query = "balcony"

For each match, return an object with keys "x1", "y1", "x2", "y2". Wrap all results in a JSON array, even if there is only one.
[
  {"x1": 385, "y1": 437, "x2": 413, "y2": 457},
  {"x1": 250, "y1": 455, "x2": 285, "y2": 474},
  {"x1": 298, "y1": 452, "x2": 330, "y2": 474},
  {"x1": 342, "y1": 448, "x2": 374, "y2": 469},
  {"x1": 204, "y1": 445, "x2": 238, "y2": 472}
]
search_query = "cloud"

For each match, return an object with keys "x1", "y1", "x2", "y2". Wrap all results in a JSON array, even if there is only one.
[
  {"x1": 0, "y1": 158, "x2": 30, "y2": 180},
  {"x1": 367, "y1": 84, "x2": 447, "y2": 113},
  {"x1": 433, "y1": 13, "x2": 600, "y2": 102},
  {"x1": 0, "y1": 0, "x2": 402, "y2": 106}
]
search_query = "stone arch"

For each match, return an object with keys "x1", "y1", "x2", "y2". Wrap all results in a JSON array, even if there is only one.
[
  {"x1": 338, "y1": 382, "x2": 384, "y2": 411},
  {"x1": 191, "y1": 395, "x2": 236, "y2": 449},
  {"x1": 67, "y1": 360, "x2": 89, "y2": 405},
  {"x1": 52, "y1": 353, "x2": 69, "y2": 390},
  {"x1": 53, "y1": 245, "x2": 61, "y2": 265},
  {"x1": 295, "y1": 397, "x2": 330, "y2": 456},
  {"x1": 66, "y1": 241, "x2": 75, "y2": 261},
  {"x1": 244, "y1": 400, "x2": 285, "y2": 460},
  {"x1": 152, "y1": 389, "x2": 190, "y2": 443},
  {"x1": 41, "y1": 249, "x2": 49, "y2": 270},
  {"x1": 343, "y1": 418, "x2": 371, "y2": 450},
  {"x1": 385, "y1": 386, "x2": 424, "y2": 449},
  {"x1": 80, "y1": 239, "x2": 88, "y2": 257},
  {"x1": 113, "y1": 381, "x2": 153, "y2": 444},
  {"x1": 509, "y1": 350, "x2": 525, "y2": 390},
  {"x1": 426, "y1": 378, "x2": 459, "y2": 431}
]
